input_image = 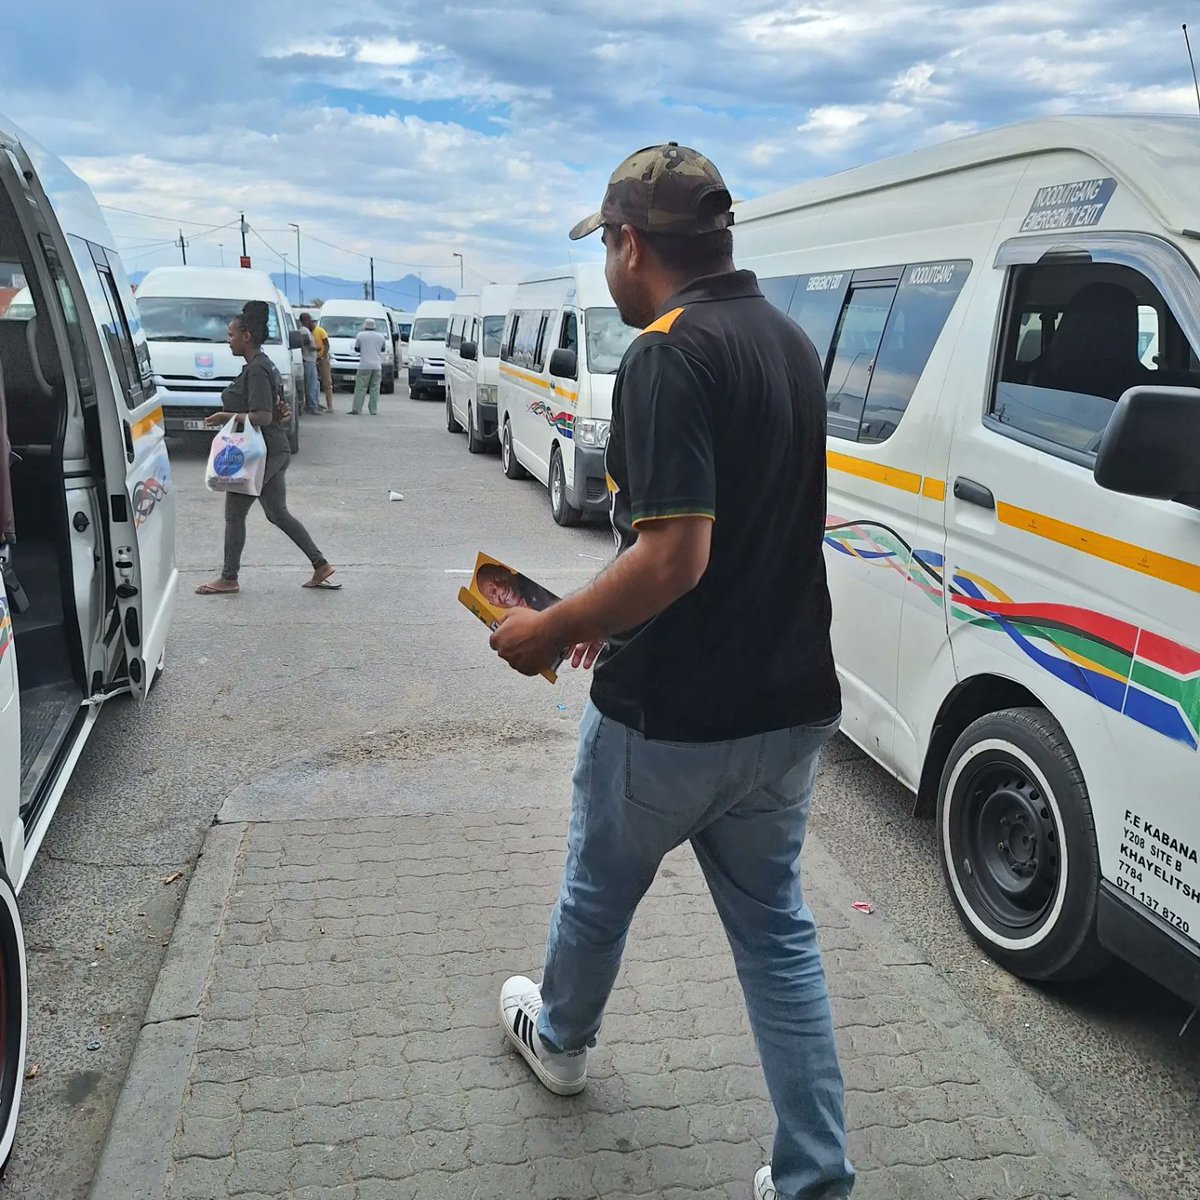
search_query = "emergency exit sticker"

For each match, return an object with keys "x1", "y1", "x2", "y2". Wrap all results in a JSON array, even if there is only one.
[{"x1": 1020, "y1": 177, "x2": 1117, "y2": 233}]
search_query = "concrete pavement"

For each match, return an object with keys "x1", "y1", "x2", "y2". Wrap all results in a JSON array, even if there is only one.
[{"x1": 91, "y1": 790, "x2": 1134, "y2": 1199}]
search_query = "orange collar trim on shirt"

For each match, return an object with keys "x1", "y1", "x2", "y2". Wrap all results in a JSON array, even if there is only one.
[{"x1": 641, "y1": 307, "x2": 685, "y2": 336}]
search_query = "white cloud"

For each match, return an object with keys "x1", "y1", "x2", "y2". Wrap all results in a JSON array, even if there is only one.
[{"x1": 5, "y1": 0, "x2": 1198, "y2": 289}]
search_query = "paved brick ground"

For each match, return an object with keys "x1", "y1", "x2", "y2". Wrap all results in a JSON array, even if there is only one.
[{"x1": 159, "y1": 811, "x2": 1133, "y2": 1200}]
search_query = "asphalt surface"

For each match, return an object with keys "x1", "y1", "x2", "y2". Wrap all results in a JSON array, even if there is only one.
[{"x1": 5, "y1": 376, "x2": 1197, "y2": 1198}]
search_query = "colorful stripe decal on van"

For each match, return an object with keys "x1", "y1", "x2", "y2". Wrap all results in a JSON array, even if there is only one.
[
  {"x1": 0, "y1": 596, "x2": 10, "y2": 665},
  {"x1": 529, "y1": 400, "x2": 574, "y2": 439},
  {"x1": 825, "y1": 451, "x2": 1200, "y2": 595},
  {"x1": 824, "y1": 517, "x2": 1200, "y2": 750}
]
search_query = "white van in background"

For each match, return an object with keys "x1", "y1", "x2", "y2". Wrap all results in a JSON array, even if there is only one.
[
  {"x1": 318, "y1": 299, "x2": 396, "y2": 394},
  {"x1": 446, "y1": 284, "x2": 514, "y2": 452},
  {"x1": 389, "y1": 309, "x2": 415, "y2": 366},
  {"x1": 0, "y1": 112, "x2": 179, "y2": 1161},
  {"x1": 735, "y1": 115, "x2": 1200, "y2": 1008},
  {"x1": 497, "y1": 264, "x2": 636, "y2": 525},
  {"x1": 137, "y1": 267, "x2": 302, "y2": 452},
  {"x1": 407, "y1": 300, "x2": 454, "y2": 400}
]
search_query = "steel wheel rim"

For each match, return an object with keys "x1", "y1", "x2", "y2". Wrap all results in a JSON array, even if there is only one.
[{"x1": 952, "y1": 757, "x2": 1060, "y2": 933}]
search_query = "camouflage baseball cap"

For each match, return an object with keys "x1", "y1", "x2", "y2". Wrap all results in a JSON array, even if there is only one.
[{"x1": 568, "y1": 142, "x2": 734, "y2": 241}]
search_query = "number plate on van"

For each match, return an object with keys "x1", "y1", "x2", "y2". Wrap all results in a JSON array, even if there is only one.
[{"x1": 182, "y1": 419, "x2": 208, "y2": 431}]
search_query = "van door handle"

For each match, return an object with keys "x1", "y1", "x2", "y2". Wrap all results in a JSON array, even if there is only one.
[{"x1": 953, "y1": 477, "x2": 995, "y2": 509}]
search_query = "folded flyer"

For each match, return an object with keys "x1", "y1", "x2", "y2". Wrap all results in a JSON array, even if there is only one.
[{"x1": 458, "y1": 551, "x2": 564, "y2": 683}]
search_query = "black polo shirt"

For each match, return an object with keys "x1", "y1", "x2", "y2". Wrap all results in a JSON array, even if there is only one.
[{"x1": 591, "y1": 269, "x2": 840, "y2": 742}]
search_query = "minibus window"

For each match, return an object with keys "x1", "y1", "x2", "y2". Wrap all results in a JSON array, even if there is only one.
[
  {"x1": 585, "y1": 308, "x2": 638, "y2": 374},
  {"x1": 447, "y1": 317, "x2": 463, "y2": 351},
  {"x1": 39, "y1": 237, "x2": 95, "y2": 405},
  {"x1": 140, "y1": 297, "x2": 281, "y2": 344},
  {"x1": 788, "y1": 272, "x2": 851, "y2": 367},
  {"x1": 760, "y1": 276, "x2": 800, "y2": 314},
  {"x1": 824, "y1": 283, "x2": 896, "y2": 441},
  {"x1": 0, "y1": 262, "x2": 35, "y2": 321},
  {"x1": 102, "y1": 249, "x2": 154, "y2": 395},
  {"x1": 482, "y1": 316, "x2": 505, "y2": 358},
  {"x1": 859, "y1": 260, "x2": 970, "y2": 444},
  {"x1": 558, "y1": 312, "x2": 578, "y2": 356},
  {"x1": 990, "y1": 262, "x2": 1199, "y2": 457}
]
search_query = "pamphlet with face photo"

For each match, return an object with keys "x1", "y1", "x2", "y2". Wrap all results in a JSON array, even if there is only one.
[{"x1": 458, "y1": 551, "x2": 564, "y2": 683}]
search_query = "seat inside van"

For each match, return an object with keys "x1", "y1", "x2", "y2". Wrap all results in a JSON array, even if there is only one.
[{"x1": 0, "y1": 189, "x2": 84, "y2": 808}]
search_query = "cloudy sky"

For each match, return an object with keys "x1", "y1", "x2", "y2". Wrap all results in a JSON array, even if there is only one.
[{"x1": 3, "y1": 2, "x2": 1197, "y2": 299}]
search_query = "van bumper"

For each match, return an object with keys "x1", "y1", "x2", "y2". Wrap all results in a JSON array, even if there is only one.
[
  {"x1": 410, "y1": 366, "x2": 445, "y2": 394},
  {"x1": 158, "y1": 392, "x2": 225, "y2": 432},
  {"x1": 567, "y1": 445, "x2": 610, "y2": 516},
  {"x1": 476, "y1": 398, "x2": 499, "y2": 442}
]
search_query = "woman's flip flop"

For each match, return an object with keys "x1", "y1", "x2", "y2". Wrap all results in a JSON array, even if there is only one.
[
  {"x1": 195, "y1": 582, "x2": 239, "y2": 595},
  {"x1": 302, "y1": 579, "x2": 343, "y2": 590}
]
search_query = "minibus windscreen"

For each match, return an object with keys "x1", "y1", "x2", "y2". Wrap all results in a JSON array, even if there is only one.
[
  {"x1": 585, "y1": 308, "x2": 638, "y2": 373},
  {"x1": 411, "y1": 317, "x2": 448, "y2": 341},
  {"x1": 140, "y1": 297, "x2": 281, "y2": 344}
]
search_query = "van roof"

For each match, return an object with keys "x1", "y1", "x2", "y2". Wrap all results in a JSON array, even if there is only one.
[
  {"x1": 138, "y1": 266, "x2": 283, "y2": 300},
  {"x1": 515, "y1": 262, "x2": 613, "y2": 308},
  {"x1": 0, "y1": 112, "x2": 115, "y2": 250},
  {"x1": 479, "y1": 283, "x2": 516, "y2": 316},
  {"x1": 414, "y1": 300, "x2": 455, "y2": 317},
  {"x1": 735, "y1": 115, "x2": 1200, "y2": 236},
  {"x1": 320, "y1": 299, "x2": 390, "y2": 314}
]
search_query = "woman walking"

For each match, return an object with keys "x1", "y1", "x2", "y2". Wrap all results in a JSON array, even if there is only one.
[{"x1": 196, "y1": 301, "x2": 339, "y2": 595}]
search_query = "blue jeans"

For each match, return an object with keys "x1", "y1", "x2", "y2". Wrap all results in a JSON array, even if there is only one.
[
  {"x1": 303, "y1": 360, "x2": 319, "y2": 413},
  {"x1": 538, "y1": 701, "x2": 853, "y2": 1200}
]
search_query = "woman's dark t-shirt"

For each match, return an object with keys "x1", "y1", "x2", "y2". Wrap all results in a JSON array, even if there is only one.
[{"x1": 222, "y1": 351, "x2": 289, "y2": 459}]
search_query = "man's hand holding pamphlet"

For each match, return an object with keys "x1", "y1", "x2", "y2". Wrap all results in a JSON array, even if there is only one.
[{"x1": 457, "y1": 552, "x2": 569, "y2": 683}]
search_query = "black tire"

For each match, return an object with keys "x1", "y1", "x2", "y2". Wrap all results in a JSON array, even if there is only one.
[
  {"x1": 549, "y1": 446, "x2": 582, "y2": 526},
  {"x1": 501, "y1": 418, "x2": 527, "y2": 480},
  {"x1": 938, "y1": 706, "x2": 1109, "y2": 983},
  {"x1": 466, "y1": 404, "x2": 485, "y2": 454},
  {"x1": 446, "y1": 389, "x2": 462, "y2": 433},
  {"x1": 383, "y1": 369, "x2": 395, "y2": 395},
  {"x1": 409, "y1": 385, "x2": 422, "y2": 400},
  {"x1": 288, "y1": 408, "x2": 300, "y2": 454},
  {"x1": 0, "y1": 868, "x2": 28, "y2": 1170}
]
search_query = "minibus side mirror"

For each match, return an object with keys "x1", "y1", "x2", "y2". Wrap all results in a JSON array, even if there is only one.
[
  {"x1": 460, "y1": 340, "x2": 477, "y2": 361},
  {"x1": 288, "y1": 330, "x2": 305, "y2": 350},
  {"x1": 400, "y1": 331, "x2": 409, "y2": 343},
  {"x1": 1095, "y1": 385, "x2": 1200, "y2": 507},
  {"x1": 549, "y1": 347, "x2": 577, "y2": 380}
]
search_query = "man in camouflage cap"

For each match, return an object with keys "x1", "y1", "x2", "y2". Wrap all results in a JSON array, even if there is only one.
[{"x1": 492, "y1": 143, "x2": 852, "y2": 1200}]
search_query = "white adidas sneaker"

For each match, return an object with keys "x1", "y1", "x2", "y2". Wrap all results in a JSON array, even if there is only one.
[
  {"x1": 499, "y1": 975, "x2": 587, "y2": 1096},
  {"x1": 753, "y1": 1166, "x2": 778, "y2": 1200}
]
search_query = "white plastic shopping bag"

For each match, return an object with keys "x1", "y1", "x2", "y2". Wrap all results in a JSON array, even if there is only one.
[{"x1": 206, "y1": 415, "x2": 267, "y2": 496}]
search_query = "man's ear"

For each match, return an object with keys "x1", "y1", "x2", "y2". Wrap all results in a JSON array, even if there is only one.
[{"x1": 622, "y1": 224, "x2": 643, "y2": 270}]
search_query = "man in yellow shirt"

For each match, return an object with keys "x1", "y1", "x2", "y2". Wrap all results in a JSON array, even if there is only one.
[{"x1": 310, "y1": 318, "x2": 334, "y2": 413}]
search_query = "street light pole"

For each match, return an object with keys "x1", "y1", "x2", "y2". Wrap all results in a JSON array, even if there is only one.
[
  {"x1": 452, "y1": 251, "x2": 464, "y2": 292},
  {"x1": 282, "y1": 254, "x2": 289, "y2": 303},
  {"x1": 218, "y1": 243, "x2": 225, "y2": 267},
  {"x1": 289, "y1": 223, "x2": 303, "y2": 305},
  {"x1": 240, "y1": 212, "x2": 248, "y2": 260}
]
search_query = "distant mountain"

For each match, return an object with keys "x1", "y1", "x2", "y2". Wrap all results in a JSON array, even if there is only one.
[{"x1": 127, "y1": 268, "x2": 453, "y2": 310}]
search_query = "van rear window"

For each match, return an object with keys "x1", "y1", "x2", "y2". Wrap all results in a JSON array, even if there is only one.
[{"x1": 141, "y1": 297, "x2": 281, "y2": 344}]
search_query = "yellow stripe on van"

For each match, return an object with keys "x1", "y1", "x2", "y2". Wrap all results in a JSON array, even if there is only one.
[
  {"x1": 499, "y1": 364, "x2": 550, "y2": 391},
  {"x1": 997, "y1": 502, "x2": 1200, "y2": 594},
  {"x1": 130, "y1": 406, "x2": 164, "y2": 441},
  {"x1": 921, "y1": 477, "x2": 946, "y2": 501},
  {"x1": 552, "y1": 385, "x2": 579, "y2": 404},
  {"x1": 826, "y1": 450, "x2": 923, "y2": 496}
]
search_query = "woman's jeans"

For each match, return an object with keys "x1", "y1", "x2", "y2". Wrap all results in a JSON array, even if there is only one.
[
  {"x1": 221, "y1": 454, "x2": 325, "y2": 582},
  {"x1": 537, "y1": 701, "x2": 854, "y2": 1200}
]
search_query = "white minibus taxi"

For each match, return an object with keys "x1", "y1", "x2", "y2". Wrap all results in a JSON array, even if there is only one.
[
  {"x1": 446, "y1": 285, "x2": 516, "y2": 452},
  {"x1": 0, "y1": 113, "x2": 178, "y2": 1159},
  {"x1": 497, "y1": 264, "x2": 636, "y2": 525},
  {"x1": 138, "y1": 266, "x2": 303, "y2": 452},
  {"x1": 317, "y1": 299, "x2": 396, "y2": 394},
  {"x1": 407, "y1": 299, "x2": 454, "y2": 400},
  {"x1": 734, "y1": 115, "x2": 1200, "y2": 1006}
]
